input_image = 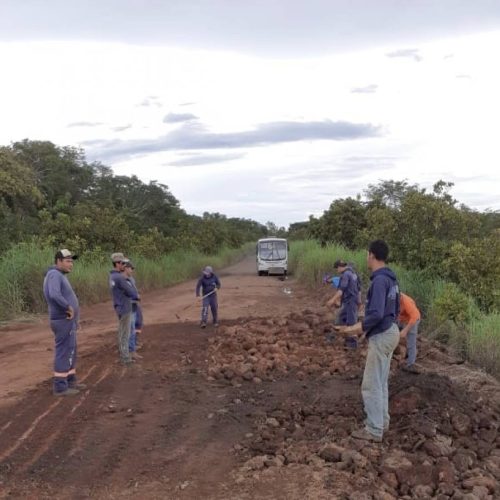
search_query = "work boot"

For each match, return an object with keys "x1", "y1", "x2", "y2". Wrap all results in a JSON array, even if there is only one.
[
  {"x1": 53, "y1": 388, "x2": 80, "y2": 397},
  {"x1": 200, "y1": 322, "x2": 207, "y2": 329},
  {"x1": 402, "y1": 364, "x2": 421, "y2": 374},
  {"x1": 69, "y1": 382, "x2": 87, "y2": 390},
  {"x1": 351, "y1": 428, "x2": 382, "y2": 443}
]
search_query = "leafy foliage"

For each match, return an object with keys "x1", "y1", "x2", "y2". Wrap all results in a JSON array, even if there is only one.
[
  {"x1": 291, "y1": 179, "x2": 499, "y2": 312},
  {"x1": 0, "y1": 140, "x2": 267, "y2": 257}
]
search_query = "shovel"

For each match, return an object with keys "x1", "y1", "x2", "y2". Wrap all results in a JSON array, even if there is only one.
[{"x1": 175, "y1": 289, "x2": 218, "y2": 319}]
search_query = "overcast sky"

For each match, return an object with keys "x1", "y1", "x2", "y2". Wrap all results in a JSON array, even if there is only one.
[{"x1": 1, "y1": 1, "x2": 499, "y2": 226}]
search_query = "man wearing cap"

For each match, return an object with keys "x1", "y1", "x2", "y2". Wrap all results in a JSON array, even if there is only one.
[
  {"x1": 327, "y1": 260, "x2": 361, "y2": 327},
  {"x1": 43, "y1": 249, "x2": 84, "y2": 396},
  {"x1": 195, "y1": 266, "x2": 221, "y2": 328},
  {"x1": 122, "y1": 259, "x2": 142, "y2": 360},
  {"x1": 109, "y1": 253, "x2": 139, "y2": 364}
]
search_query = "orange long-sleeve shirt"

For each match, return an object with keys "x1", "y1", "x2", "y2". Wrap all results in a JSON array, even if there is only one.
[{"x1": 398, "y1": 293, "x2": 421, "y2": 325}]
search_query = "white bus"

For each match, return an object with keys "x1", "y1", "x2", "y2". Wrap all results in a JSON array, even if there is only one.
[{"x1": 256, "y1": 237, "x2": 288, "y2": 276}]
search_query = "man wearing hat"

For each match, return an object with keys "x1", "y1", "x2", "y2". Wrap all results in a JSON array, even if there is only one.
[
  {"x1": 43, "y1": 249, "x2": 84, "y2": 396},
  {"x1": 195, "y1": 266, "x2": 221, "y2": 328},
  {"x1": 327, "y1": 259, "x2": 361, "y2": 327},
  {"x1": 121, "y1": 259, "x2": 142, "y2": 360},
  {"x1": 109, "y1": 253, "x2": 139, "y2": 364}
]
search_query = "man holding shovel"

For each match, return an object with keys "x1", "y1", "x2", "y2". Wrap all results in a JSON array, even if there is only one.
[
  {"x1": 327, "y1": 259, "x2": 361, "y2": 348},
  {"x1": 196, "y1": 266, "x2": 221, "y2": 328}
]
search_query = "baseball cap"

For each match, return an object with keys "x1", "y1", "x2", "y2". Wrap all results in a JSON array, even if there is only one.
[
  {"x1": 55, "y1": 249, "x2": 78, "y2": 260},
  {"x1": 122, "y1": 259, "x2": 135, "y2": 269},
  {"x1": 111, "y1": 252, "x2": 125, "y2": 263},
  {"x1": 333, "y1": 259, "x2": 347, "y2": 269},
  {"x1": 203, "y1": 266, "x2": 213, "y2": 275}
]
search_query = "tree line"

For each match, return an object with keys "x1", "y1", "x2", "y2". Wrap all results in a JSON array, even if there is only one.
[
  {"x1": 2, "y1": 140, "x2": 498, "y2": 312},
  {"x1": 0, "y1": 140, "x2": 268, "y2": 257},
  {"x1": 288, "y1": 180, "x2": 500, "y2": 312}
]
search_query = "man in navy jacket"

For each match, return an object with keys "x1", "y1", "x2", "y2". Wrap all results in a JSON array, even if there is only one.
[
  {"x1": 335, "y1": 240, "x2": 400, "y2": 442},
  {"x1": 196, "y1": 266, "x2": 221, "y2": 328},
  {"x1": 327, "y1": 259, "x2": 361, "y2": 326},
  {"x1": 43, "y1": 249, "x2": 84, "y2": 396},
  {"x1": 109, "y1": 252, "x2": 139, "y2": 364}
]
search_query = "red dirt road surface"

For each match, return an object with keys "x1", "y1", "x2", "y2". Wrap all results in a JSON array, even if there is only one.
[{"x1": 1, "y1": 257, "x2": 499, "y2": 499}]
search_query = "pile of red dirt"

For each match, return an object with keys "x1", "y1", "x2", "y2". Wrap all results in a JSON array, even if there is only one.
[{"x1": 207, "y1": 310, "x2": 500, "y2": 499}]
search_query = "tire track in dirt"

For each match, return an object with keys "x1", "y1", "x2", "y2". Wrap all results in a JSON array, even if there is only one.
[
  {"x1": 0, "y1": 322, "x2": 250, "y2": 499},
  {"x1": 0, "y1": 342, "x2": 117, "y2": 470}
]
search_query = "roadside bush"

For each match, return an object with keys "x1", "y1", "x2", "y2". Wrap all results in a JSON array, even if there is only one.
[
  {"x1": 428, "y1": 283, "x2": 480, "y2": 325},
  {"x1": 468, "y1": 313, "x2": 500, "y2": 377}
]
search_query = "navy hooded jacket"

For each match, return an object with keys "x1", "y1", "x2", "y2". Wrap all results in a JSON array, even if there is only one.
[
  {"x1": 43, "y1": 266, "x2": 80, "y2": 321},
  {"x1": 109, "y1": 270, "x2": 139, "y2": 317},
  {"x1": 196, "y1": 273, "x2": 221, "y2": 297},
  {"x1": 339, "y1": 266, "x2": 361, "y2": 304},
  {"x1": 362, "y1": 267, "x2": 400, "y2": 338}
]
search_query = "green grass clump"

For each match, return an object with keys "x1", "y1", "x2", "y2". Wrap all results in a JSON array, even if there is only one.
[{"x1": 467, "y1": 313, "x2": 500, "y2": 377}]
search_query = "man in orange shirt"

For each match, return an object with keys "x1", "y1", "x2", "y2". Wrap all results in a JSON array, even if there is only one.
[{"x1": 398, "y1": 293, "x2": 421, "y2": 374}]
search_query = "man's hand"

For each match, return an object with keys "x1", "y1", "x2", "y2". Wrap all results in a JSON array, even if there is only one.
[
  {"x1": 334, "y1": 321, "x2": 364, "y2": 336},
  {"x1": 399, "y1": 325, "x2": 410, "y2": 340},
  {"x1": 66, "y1": 306, "x2": 74, "y2": 320},
  {"x1": 326, "y1": 297, "x2": 340, "y2": 308}
]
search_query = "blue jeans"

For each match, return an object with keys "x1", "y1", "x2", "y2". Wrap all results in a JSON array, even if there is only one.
[
  {"x1": 405, "y1": 320, "x2": 420, "y2": 366},
  {"x1": 129, "y1": 312, "x2": 137, "y2": 353},
  {"x1": 201, "y1": 294, "x2": 218, "y2": 324},
  {"x1": 361, "y1": 323, "x2": 400, "y2": 437}
]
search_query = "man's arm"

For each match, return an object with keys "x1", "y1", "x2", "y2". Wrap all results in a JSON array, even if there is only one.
[
  {"x1": 46, "y1": 272, "x2": 70, "y2": 311},
  {"x1": 195, "y1": 278, "x2": 202, "y2": 297},
  {"x1": 399, "y1": 295, "x2": 420, "y2": 339},
  {"x1": 335, "y1": 321, "x2": 364, "y2": 336},
  {"x1": 327, "y1": 289, "x2": 343, "y2": 307},
  {"x1": 361, "y1": 278, "x2": 387, "y2": 334},
  {"x1": 116, "y1": 274, "x2": 139, "y2": 300}
]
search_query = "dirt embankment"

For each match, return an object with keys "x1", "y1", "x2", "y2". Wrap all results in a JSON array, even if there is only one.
[{"x1": 0, "y1": 256, "x2": 499, "y2": 499}]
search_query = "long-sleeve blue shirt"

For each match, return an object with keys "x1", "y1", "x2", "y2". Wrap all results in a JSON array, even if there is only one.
[
  {"x1": 109, "y1": 270, "x2": 139, "y2": 317},
  {"x1": 339, "y1": 266, "x2": 360, "y2": 304},
  {"x1": 196, "y1": 273, "x2": 221, "y2": 296},
  {"x1": 43, "y1": 266, "x2": 80, "y2": 321},
  {"x1": 362, "y1": 267, "x2": 400, "y2": 338}
]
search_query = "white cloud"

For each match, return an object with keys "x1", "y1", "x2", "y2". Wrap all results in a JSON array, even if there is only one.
[{"x1": 0, "y1": 30, "x2": 499, "y2": 226}]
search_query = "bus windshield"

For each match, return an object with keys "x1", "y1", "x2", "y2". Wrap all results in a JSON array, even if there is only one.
[{"x1": 258, "y1": 240, "x2": 287, "y2": 261}]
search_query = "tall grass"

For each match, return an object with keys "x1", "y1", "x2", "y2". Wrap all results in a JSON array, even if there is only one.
[
  {"x1": 0, "y1": 242, "x2": 250, "y2": 321},
  {"x1": 289, "y1": 240, "x2": 500, "y2": 378},
  {"x1": 289, "y1": 240, "x2": 367, "y2": 287},
  {"x1": 468, "y1": 313, "x2": 500, "y2": 378}
]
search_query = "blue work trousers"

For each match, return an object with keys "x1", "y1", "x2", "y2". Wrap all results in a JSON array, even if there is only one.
[
  {"x1": 129, "y1": 312, "x2": 137, "y2": 352},
  {"x1": 51, "y1": 318, "x2": 78, "y2": 393},
  {"x1": 339, "y1": 298, "x2": 358, "y2": 326},
  {"x1": 201, "y1": 293, "x2": 218, "y2": 324}
]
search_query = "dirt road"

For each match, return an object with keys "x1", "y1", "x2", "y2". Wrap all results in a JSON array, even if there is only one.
[{"x1": 1, "y1": 256, "x2": 499, "y2": 499}]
